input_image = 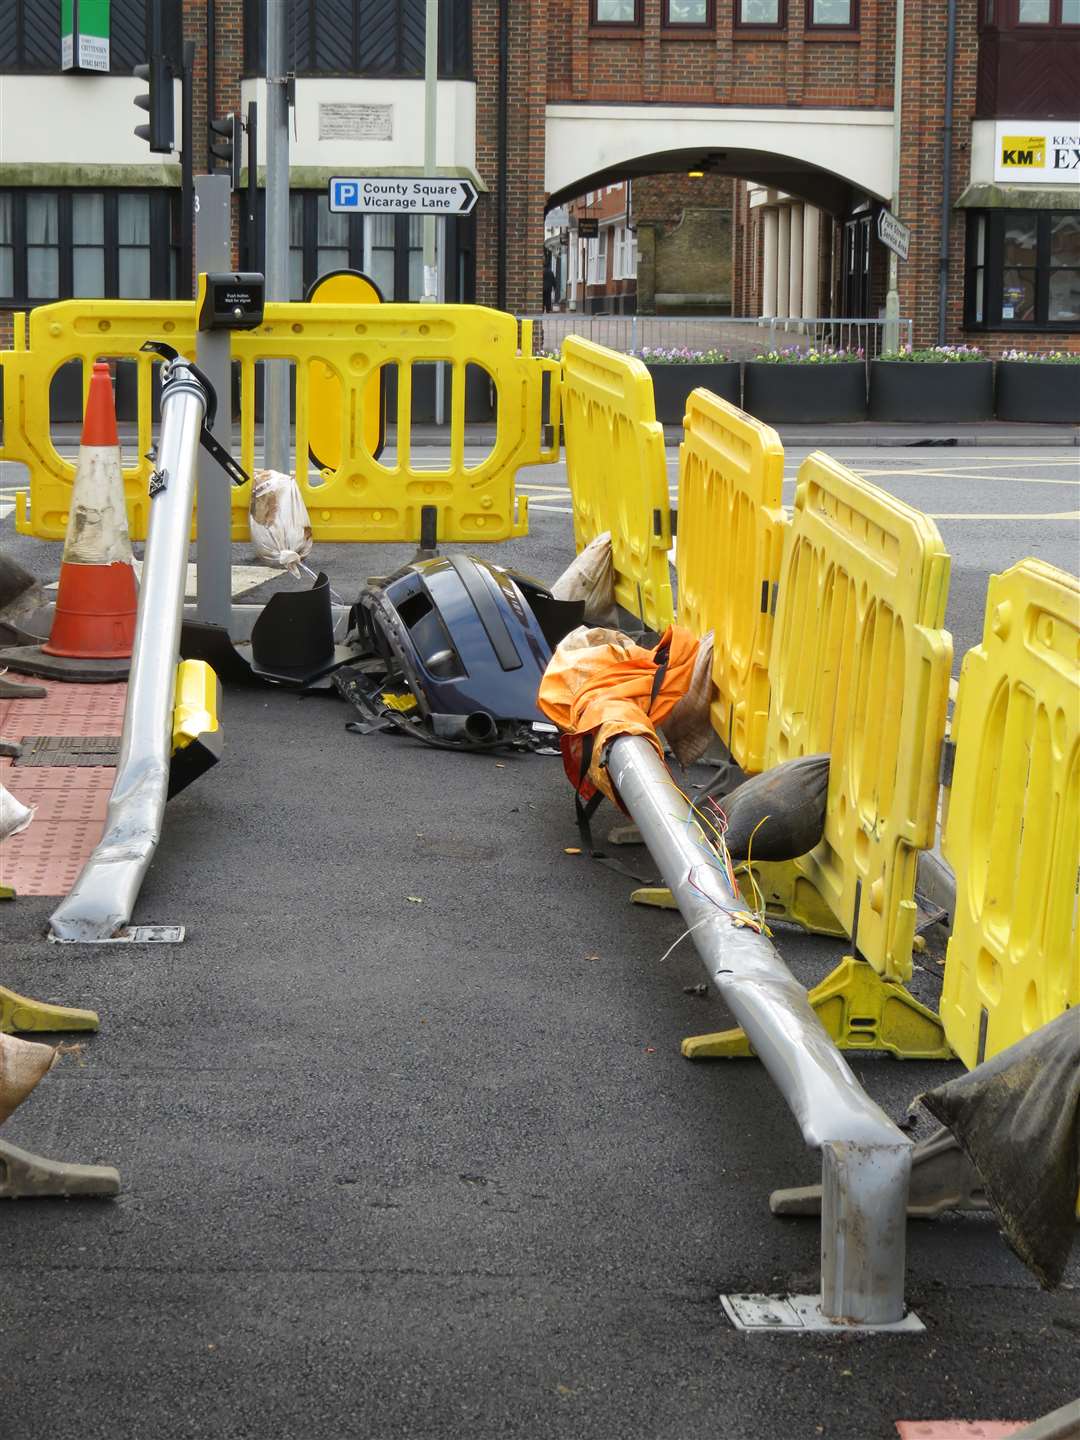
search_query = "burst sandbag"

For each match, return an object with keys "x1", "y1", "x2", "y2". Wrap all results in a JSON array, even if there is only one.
[{"x1": 920, "y1": 1010, "x2": 1080, "y2": 1289}]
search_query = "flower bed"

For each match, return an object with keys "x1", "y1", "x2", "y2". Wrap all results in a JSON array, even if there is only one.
[
  {"x1": 743, "y1": 347, "x2": 866, "y2": 424},
  {"x1": 994, "y1": 351, "x2": 1080, "y2": 423},
  {"x1": 635, "y1": 348, "x2": 740, "y2": 425},
  {"x1": 869, "y1": 346, "x2": 993, "y2": 423}
]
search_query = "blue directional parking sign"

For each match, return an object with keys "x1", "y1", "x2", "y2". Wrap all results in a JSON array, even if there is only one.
[{"x1": 329, "y1": 176, "x2": 478, "y2": 215}]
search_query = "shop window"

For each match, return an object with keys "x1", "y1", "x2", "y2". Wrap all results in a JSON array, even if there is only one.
[
  {"x1": 0, "y1": 189, "x2": 179, "y2": 306},
  {"x1": 665, "y1": 0, "x2": 713, "y2": 25},
  {"x1": 965, "y1": 209, "x2": 1080, "y2": 329},
  {"x1": 736, "y1": 0, "x2": 785, "y2": 25},
  {"x1": 591, "y1": 0, "x2": 642, "y2": 23},
  {"x1": 808, "y1": 0, "x2": 857, "y2": 27}
]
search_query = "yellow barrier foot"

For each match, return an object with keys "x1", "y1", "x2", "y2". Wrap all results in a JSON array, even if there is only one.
[
  {"x1": 631, "y1": 886, "x2": 679, "y2": 910},
  {"x1": 0, "y1": 1138, "x2": 120, "y2": 1198},
  {"x1": 681, "y1": 956, "x2": 954, "y2": 1061},
  {"x1": 0, "y1": 985, "x2": 100, "y2": 1035}
]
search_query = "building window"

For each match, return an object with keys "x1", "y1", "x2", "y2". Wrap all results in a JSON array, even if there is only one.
[
  {"x1": 250, "y1": 194, "x2": 475, "y2": 305},
  {"x1": 591, "y1": 0, "x2": 642, "y2": 23},
  {"x1": 1015, "y1": 0, "x2": 1080, "y2": 20},
  {"x1": 243, "y1": 0, "x2": 472, "y2": 78},
  {"x1": 586, "y1": 231, "x2": 609, "y2": 286},
  {"x1": 736, "y1": 0, "x2": 785, "y2": 24},
  {"x1": 984, "y1": 0, "x2": 1079, "y2": 21},
  {"x1": 965, "y1": 209, "x2": 1080, "y2": 329},
  {"x1": 807, "y1": 0, "x2": 857, "y2": 27},
  {"x1": 0, "y1": 195, "x2": 13, "y2": 296},
  {"x1": 0, "y1": 189, "x2": 179, "y2": 306},
  {"x1": 613, "y1": 226, "x2": 638, "y2": 280},
  {"x1": 365, "y1": 215, "x2": 396, "y2": 299},
  {"x1": 665, "y1": 0, "x2": 713, "y2": 24}
]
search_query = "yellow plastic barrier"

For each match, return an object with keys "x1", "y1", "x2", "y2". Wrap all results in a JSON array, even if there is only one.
[
  {"x1": 753, "y1": 452, "x2": 953, "y2": 985},
  {"x1": 305, "y1": 268, "x2": 384, "y2": 470},
  {"x1": 676, "y1": 390, "x2": 785, "y2": 773},
  {"x1": 4, "y1": 299, "x2": 559, "y2": 544},
  {"x1": 560, "y1": 336, "x2": 673, "y2": 632},
  {"x1": 940, "y1": 559, "x2": 1080, "y2": 1069}
]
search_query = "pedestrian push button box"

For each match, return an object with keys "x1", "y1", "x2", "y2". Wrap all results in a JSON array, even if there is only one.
[{"x1": 197, "y1": 272, "x2": 265, "y2": 331}]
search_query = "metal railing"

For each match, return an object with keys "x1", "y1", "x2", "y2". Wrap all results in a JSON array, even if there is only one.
[{"x1": 520, "y1": 314, "x2": 913, "y2": 361}]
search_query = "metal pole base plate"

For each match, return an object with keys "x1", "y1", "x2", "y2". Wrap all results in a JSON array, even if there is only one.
[
  {"x1": 0, "y1": 645, "x2": 130, "y2": 684},
  {"x1": 0, "y1": 1138, "x2": 120, "y2": 1198},
  {"x1": 721, "y1": 1293, "x2": 924, "y2": 1334},
  {"x1": 48, "y1": 924, "x2": 185, "y2": 945}
]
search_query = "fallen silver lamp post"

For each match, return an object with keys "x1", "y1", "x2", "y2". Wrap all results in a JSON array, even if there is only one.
[
  {"x1": 606, "y1": 735, "x2": 921, "y2": 1332},
  {"x1": 49, "y1": 346, "x2": 246, "y2": 944}
]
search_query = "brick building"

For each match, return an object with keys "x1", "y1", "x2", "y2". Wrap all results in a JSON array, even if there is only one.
[{"x1": 1, "y1": 0, "x2": 1077, "y2": 352}]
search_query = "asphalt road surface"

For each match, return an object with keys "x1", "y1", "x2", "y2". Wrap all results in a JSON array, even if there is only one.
[{"x1": 1, "y1": 442, "x2": 1077, "y2": 1439}]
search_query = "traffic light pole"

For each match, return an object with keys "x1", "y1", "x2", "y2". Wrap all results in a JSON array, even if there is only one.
[
  {"x1": 264, "y1": 0, "x2": 291, "y2": 475},
  {"x1": 194, "y1": 174, "x2": 234, "y2": 628},
  {"x1": 180, "y1": 40, "x2": 195, "y2": 300}
]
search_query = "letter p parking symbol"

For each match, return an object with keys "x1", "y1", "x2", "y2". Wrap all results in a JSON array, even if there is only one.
[{"x1": 331, "y1": 179, "x2": 359, "y2": 211}]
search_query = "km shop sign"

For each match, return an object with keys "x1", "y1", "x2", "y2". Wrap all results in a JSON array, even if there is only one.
[{"x1": 994, "y1": 122, "x2": 1080, "y2": 183}]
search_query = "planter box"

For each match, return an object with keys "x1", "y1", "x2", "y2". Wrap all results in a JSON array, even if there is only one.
[
  {"x1": 743, "y1": 362, "x2": 866, "y2": 424},
  {"x1": 645, "y1": 362, "x2": 740, "y2": 425},
  {"x1": 869, "y1": 360, "x2": 993, "y2": 422},
  {"x1": 995, "y1": 361, "x2": 1080, "y2": 423}
]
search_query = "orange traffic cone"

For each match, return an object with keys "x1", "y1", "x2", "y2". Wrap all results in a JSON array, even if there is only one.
[{"x1": 0, "y1": 363, "x2": 137, "y2": 681}]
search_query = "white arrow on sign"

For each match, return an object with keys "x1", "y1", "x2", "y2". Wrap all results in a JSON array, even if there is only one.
[{"x1": 329, "y1": 176, "x2": 478, "y2": 216}]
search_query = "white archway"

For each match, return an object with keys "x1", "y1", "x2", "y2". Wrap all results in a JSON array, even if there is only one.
[{"x1": 545, "y1": 104, "x2": 895, "y2": 212}]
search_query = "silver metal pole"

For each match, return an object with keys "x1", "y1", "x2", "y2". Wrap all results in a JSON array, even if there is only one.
[
  {"x1": 606, "y1": 735, "x2": 913, "y2": 1326},
  {"x1": 50, "y1": 360, "x2": 209, "y2": 942},
  {"x1": 883, "y1": 0, "x2": 904, "y2": 354},
  {"x1": 423, "y1": 0, "x2": 445, "y2": 425},
  {"x1": 265, "y1": 0, "x2": 290, "y2": 472},
  {"x1": 422, "y1": 0, "x2": 439, "y2": 305},
  {"x1": 195, "y1": 174, "x2": 233, "y2": 627}
]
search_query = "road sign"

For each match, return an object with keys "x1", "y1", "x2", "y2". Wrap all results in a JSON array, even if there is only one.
[
  {"x1": 329, "y1": 176, "x2": 478, "y2": 215},
  {"x1": 877, "y1": 209, "x2": 911, "y2": 262}
]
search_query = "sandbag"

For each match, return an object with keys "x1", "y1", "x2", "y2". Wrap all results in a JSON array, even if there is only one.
[
  {"x1": 0, "y1": 783, "x2": 35, "y2": 841},
  {"x1": 920, "y1": 1010, "x2": 1080, "y2": 1289},
  {"x1": 661, "y1": 631, "x2": 715, "y2": 770},
  {"x1": 551, "y1": 533, "x2": 618, "y2": 628},
  {"x1": 0, "y1": 1032, "x2": 57, "y2": 1125},
  {"x1": 705, "y1": 753, "x2": 830, "y2": 862},
  {"x1": 249, "y1": 469, "x2": 314, "y2": 576}
]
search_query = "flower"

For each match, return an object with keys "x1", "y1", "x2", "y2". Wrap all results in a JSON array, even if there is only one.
[
  {"x1": 753, "y1": 345, "x2": 864, "y2": 364},
  {"x1": 633, "y1": 346, "x2": 730, "y2": 364},
  {"x1": 880, "y1": 345, "x2": 987, "y2": 363},
  {"x1": 999, "y1": 349, "x2": 1080, "y2": 363}
]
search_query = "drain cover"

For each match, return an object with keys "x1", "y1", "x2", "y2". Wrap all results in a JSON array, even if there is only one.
[{"x1": 14, "y1": 735, "x2": 120, "y2": 767}]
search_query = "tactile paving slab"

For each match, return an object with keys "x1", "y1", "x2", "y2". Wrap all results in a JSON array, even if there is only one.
[
  {"x1": 0, "y1": 679, "x2": 125, "y2": 897},
  {"x1": 15, "y1": 735, "x2": 120, "y2": 767}
]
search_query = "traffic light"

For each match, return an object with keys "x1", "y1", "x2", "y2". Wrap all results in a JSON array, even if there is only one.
[
  {"x1": 209, "y1": 113, "x2": 243, "y2": 193},
  {"x1": 133, "y1": 56, "x2": 174, "y2": 153}
]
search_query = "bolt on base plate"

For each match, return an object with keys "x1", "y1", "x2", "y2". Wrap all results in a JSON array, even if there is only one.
[{"x1": 721, "y1": 1293, "x2": 925, "y2": 1334}]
